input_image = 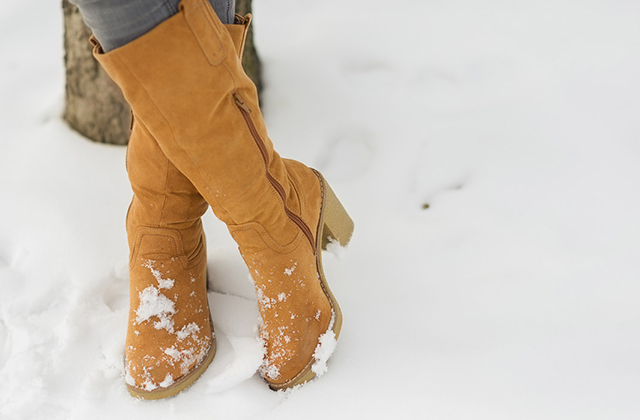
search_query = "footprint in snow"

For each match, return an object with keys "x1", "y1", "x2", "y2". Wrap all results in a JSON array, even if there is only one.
[
  {"x1": 101, "y1": 272, "x2": 129, "y2": 313},
  {"x1": 315, "y1": 127, "x2": 374, "y2": 182},
  {"x1": 341, "y1": 58, "x2": 391, "y2": 76}
]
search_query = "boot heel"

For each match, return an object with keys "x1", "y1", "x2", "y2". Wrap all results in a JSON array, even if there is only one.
[{"x1": 321, "y1": 180, "x2": 354, "y2": 251}]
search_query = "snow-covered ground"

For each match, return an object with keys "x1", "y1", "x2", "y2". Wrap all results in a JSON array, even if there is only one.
[{"x1": 1, "y1": 0, "x2": 640, "y2": 418}]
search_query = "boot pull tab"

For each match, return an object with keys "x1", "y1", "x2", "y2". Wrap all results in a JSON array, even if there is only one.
[
  {"x1": 233, "y1": 92, "x2": 252, "y2": 114},
  {"x1": 181, "y1": 0, "x2": 227, "y2": 66}
]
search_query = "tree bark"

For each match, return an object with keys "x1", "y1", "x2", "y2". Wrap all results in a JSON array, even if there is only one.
[
  {"x1": 62, "y1": 0, "x2": 262, "y2": 145},
  {"x1": 62, "y1": 0, "x2": 131, "y2": 145},
  {"x1": 236, "y1": 0, "x2": 263, "y2": 94}
]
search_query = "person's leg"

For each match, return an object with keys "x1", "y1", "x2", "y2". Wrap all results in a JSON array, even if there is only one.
[
  {"x1": 92, "y1": 0, "x2": 354, "y2": 390},
  {"x1": 113, "y1": 19, "x2": 252, "y2": 400},
  {"x1": 68, "y1": 7, "x2": 250, "y2": 398},
  {"x1": 70, "y1": 0, "x2": 235, "y2": 51}
]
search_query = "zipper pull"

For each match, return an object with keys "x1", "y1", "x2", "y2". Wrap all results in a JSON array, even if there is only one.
[{"x1": 233, "y1": 92, "x2": 252, "y2": 114}]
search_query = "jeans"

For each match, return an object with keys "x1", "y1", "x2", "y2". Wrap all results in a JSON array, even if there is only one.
[{"x1": 70, "y1": 0, "x2": 236, "y2": 52}]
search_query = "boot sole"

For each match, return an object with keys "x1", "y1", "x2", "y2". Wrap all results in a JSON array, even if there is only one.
[
  {"x1": 268, "y1": 170, "x2": 354, "y2": 390},
  {"x1": 126, "y1": 319, "x2": 217, "y2": 400}
]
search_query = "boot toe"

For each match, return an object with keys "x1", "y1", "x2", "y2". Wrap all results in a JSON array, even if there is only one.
[
  {"x1": 125, "y1": 323, "x2": 215, "y2": 396},
  {"x1": 259, "y1": 302, "x2": 335, "y2": 388}
]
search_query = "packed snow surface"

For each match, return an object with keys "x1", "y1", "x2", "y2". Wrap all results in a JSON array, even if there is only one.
[{"x1": 2, "y1": 0, "x2": 640, "y2": 419}]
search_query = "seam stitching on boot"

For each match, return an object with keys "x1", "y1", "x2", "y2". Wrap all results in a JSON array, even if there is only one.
[
  {"x1": 230, "y1": 225, "x2": 304, "y2": 255},
  {"x1": 159, "y1": 147, "x2": 171, "y2": 226},
  {"x1": 131, "y1": 228, "x2": 192, "y2": 270},
  {"x1": 184, "y1": 0, "x2": 226, "y2": 66}
]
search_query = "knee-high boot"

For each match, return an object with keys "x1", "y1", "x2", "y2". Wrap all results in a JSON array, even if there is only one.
[{"x1": 94, "y1": 1, "x2": 354, "y2": 390}]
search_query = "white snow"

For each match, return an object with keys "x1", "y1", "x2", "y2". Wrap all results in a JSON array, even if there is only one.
[
  {"x1": 142, "y1": 378, "x2": 158, "y2": 392},
  {"x1": 324, "y1": 238, "x2": 347, "y2": 260},
  {"x1": 261, "y1": 364, "x2": 281, "y2": 382},
  {"x1": 176, "y1": 322, "x2": 200, "y2": 341},
  {"x1": 159, "y1": 373, "x2": 174, "y2": 388},
  {"x1": 143, "y1": 260, "x2": 175, "y2": 290},
  {"x1": 124, "y1": 371, "x2": 136, "y2": 387},
  {"x1": 164, "y1": 347, "x2": 181, "y2": 360},
  {"x1": 2, "y1": 0, "x2": 640, "y2": 419},
  {"x1": 311, "y1": 316, "x2": 337, "y2": 377},
  {"x1": 135, "y1": 286, "x2": 176, "y2": 332},
  {"x1": 284, "y1": 263, "x2": 296, "y2": 276}
]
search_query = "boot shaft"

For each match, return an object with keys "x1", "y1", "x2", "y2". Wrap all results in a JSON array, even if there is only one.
[{"x1": 93, "y1": 0, "x2": 320, "y2": 250}]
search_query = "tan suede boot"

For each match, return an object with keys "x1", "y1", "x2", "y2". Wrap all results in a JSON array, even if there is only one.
[
  {"x1": 121, "y1": 16, "x2": 252, "y2": 399},
  {"x1": 93, "y1": 0, "x2": 353, "y2": 390},
  {"x1": 124, "y1": 116, "x2": 214, "y2": 399}
]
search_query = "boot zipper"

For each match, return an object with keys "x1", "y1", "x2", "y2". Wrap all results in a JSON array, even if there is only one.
[{"x1": 233, "y1": 92, "x2": 316, "y2": 253}]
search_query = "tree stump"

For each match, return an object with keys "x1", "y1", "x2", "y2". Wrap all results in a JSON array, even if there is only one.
[
  {"x1": 236, "y1": 0, "x2": 263, "y2": 94},
  {"x1": 62, "y1": 0, "x2": 131, "y2": 145},
  {"x1": 62, "y1": 0, "x2": 262, "y2": 145}
]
